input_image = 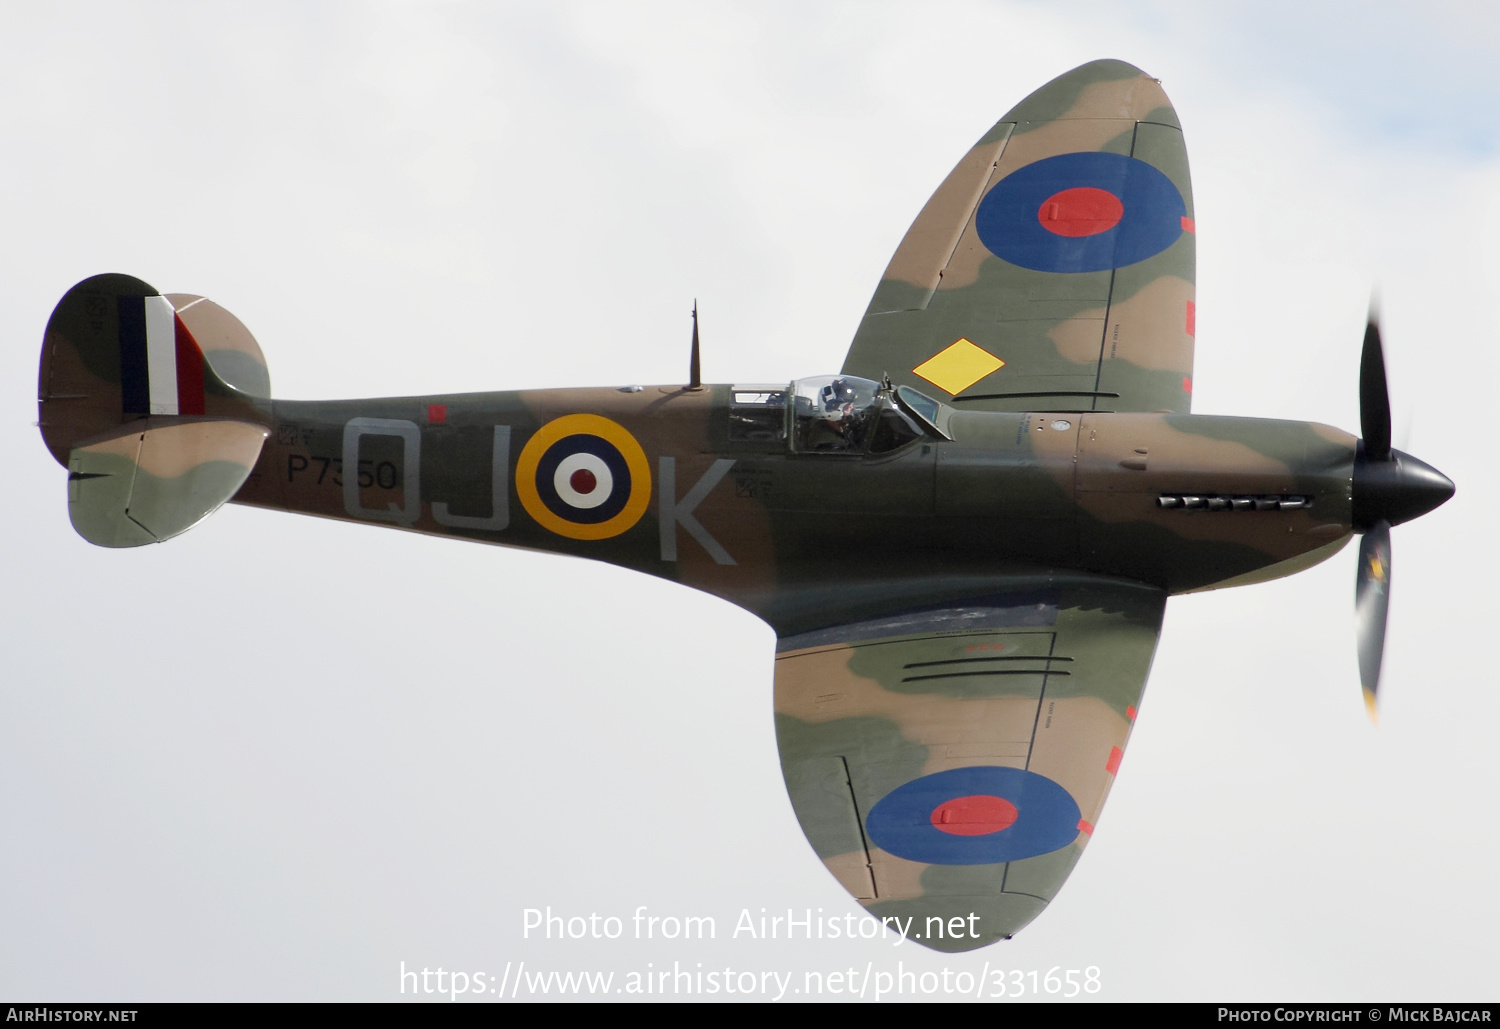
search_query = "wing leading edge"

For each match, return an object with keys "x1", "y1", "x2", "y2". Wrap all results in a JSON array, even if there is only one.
[
  {"x1": 774, "y1": 580, "x2": 1165, "y2": 952},
  {"x1": 842, "y1": 59, "x2": 1195, "y2": 416}
]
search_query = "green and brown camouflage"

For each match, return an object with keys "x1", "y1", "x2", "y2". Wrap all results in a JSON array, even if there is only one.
[
  {"x1": 846, "y1": 59, "x2": 1195, "y2": 418},
  {"x1": 35, "y1": 60, "x2": 1452, "y2": 952},
  {"x1": 775, "y1": 579, "x2": 1164, "y2": 951}
]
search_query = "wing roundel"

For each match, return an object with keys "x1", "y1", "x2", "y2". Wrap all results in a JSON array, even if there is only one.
[
  {"x1": 773, "y1": 581, "x2": 1165, "y2": 952},
  {"x1": 843, "y1": 60, "x2": 1196, "y2": 416}
]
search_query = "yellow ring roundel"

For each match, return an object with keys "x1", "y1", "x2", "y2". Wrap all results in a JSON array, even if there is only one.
[{"x1": 515, "y1": 414, "x2": 652, "y2": 540}]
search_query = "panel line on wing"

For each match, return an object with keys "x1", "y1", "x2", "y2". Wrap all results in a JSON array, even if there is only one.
[
  {"x1": 838, "y1": 755, "x2": 879, "y2": 900},
  {"x1": 903, "y1": 669, "x2": 1071, "y2": 683},
  {"x1": 926, "y1": 150, "x2": 1008, "y2": 310},
  {"x1": 1089, "y1": 120, "x2": 1155, "y2": 406},
  {"x1": 1024, "y1": 633, "x2": 1065, "y2": 772},
  {"x1": 952, "y1": 390, "x2": 1120, "y2": 402},
  {"x1": 1090, "y1": 271, "x2": 1116, "y2": 409},
  {"x1": 902, "y1": 655, "x2": 1075, "y2": 669},
  {"x1": 1003, "y1": 636, "x2": 1065, "y2": 899}
]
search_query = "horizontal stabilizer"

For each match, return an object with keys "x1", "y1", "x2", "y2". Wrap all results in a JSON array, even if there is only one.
[{"x1": 68, "y1": 420, "x2": 268, "y2": 547}]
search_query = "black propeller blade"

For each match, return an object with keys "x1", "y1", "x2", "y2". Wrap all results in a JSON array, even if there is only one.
[
  {"x1": 1359, "y1": 314, "x2": 1391, "y2": 463},
  {"x1": 1354, "y1": 520, "x2": 1391, "y2": 723},
  {"x1": 1349, "y1": 305, "x2": 1453, "y2": 721}
]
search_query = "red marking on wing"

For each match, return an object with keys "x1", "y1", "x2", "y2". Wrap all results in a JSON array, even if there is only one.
[
  {"x1": 1186, "y1": 299, "x2": 1196, "y2": 337},
  {"x1": 1077, "y1": 819, "x2": 1095, "y2": 835},
  {"x1": 931, "y1": 795, "x2": 1018, "y2": 837},
  {"x1": 1182, "y1": 376, "x2": 1193, "y2": 394},
  {"x1": 1037, "y1": 187, "x2": 1124, "y2": 237},
  {"x1": 427, "y1": 403, "x2": 447, "y2": 424},
  {"x1": 1126, "y1": 704, "x2": 1137, "y2": 722},
  {"x1": 173, "y1": 314, "x2": 206, "y2": 416},
  {"x1": 1105, "y1": 746, "x2": 1123, "y2": 775},
  {"x1": 1181, "y1": 216, "x2": 1196, "y2": 233}
]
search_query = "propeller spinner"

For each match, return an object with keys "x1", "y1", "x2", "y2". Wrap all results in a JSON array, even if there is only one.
[{"x1": 1350, "y1": 311, "x2": 1454, "y2": 720}]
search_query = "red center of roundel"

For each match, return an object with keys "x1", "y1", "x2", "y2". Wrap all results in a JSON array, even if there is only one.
[
  {"x1": 1037, "y1": 187, "x2": 1124, "y2": 237},
  {"x1": 930, "y1": 794, "x2": 1019, "y2": 836},
  {"x1": 569, "y1": 468, "x2": 598, "y2": 495}
]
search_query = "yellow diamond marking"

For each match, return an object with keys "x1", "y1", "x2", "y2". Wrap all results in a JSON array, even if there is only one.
[{"x1": 911, "y1": 338, "x2": 1005, "y2": 396}]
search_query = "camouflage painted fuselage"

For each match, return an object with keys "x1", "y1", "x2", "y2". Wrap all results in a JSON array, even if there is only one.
[{"x1": 221, "y1": 387, "x2": 1356, "y2": 632}]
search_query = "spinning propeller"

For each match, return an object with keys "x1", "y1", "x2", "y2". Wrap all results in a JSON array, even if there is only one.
[{"x1": 1350, "y1": 309, "x2": 1454, "y2": 721}]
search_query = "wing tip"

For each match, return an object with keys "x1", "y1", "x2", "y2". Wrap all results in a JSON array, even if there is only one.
[{"x1": 1003, "y1": 58, "x2": 1174, "y2": 128}]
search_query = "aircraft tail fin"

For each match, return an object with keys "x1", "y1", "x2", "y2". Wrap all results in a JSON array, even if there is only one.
[{"x1": 38, "y1": 273, "x2": 273, "y2": 547}]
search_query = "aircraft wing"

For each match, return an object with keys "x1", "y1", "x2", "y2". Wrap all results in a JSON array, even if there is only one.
[
  {"x1": 774, "y1": 580, "x2": 1165, "y2": 951},
  {"x1": 842, "y1": 59, "x2": 1194, "y2": 415}
]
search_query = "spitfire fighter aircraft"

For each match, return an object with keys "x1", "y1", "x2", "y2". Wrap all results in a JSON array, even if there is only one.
[{"x1": 37, "y1": 60, "x2": 1452, "y2": 953}]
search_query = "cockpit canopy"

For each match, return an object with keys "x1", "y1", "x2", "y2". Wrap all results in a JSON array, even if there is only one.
[{"x1": 729, "y1": 374, "x2": 936, "y2": 455}]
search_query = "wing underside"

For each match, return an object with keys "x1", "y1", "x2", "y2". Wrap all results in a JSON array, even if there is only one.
[
  {"x1": 842, "y1": 59, "x2": 1195, "y2": 416},
  {"x1": 774, "y1": 580, "x2": 1165, "y2": 951}
]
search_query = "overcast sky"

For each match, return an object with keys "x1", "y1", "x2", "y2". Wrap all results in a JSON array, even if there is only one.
[{"x1": 2, "y1": 0, "x2": 1495, "y2": 1003}]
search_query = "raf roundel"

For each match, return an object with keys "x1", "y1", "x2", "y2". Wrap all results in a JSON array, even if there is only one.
[
  {"x1": 974, "y1": 151, "x2": 1187, "y2": 273},
  {"x1": 864, "y1": 766, "x2": 1082, "y2": 865},
  {"x1": 516, "y1": 414, "x2": 652, "y2": 540}
]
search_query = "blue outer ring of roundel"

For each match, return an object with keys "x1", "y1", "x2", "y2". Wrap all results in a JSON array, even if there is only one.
[
  {"x1": 865, "y1": 766, "x2": 1082, "y2": 865},
  {"x1": 975, "y1": 152, "x2": 1186, "y2": 274}
]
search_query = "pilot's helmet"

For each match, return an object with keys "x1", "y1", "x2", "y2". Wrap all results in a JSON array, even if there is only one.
[{"x1": 820, "y1": 377, "x2": 858, "y2": 411}]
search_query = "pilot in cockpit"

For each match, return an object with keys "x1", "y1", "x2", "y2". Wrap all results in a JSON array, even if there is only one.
[{"x1": 810, "y1": 377, "x2": 861, "y2": 450}]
